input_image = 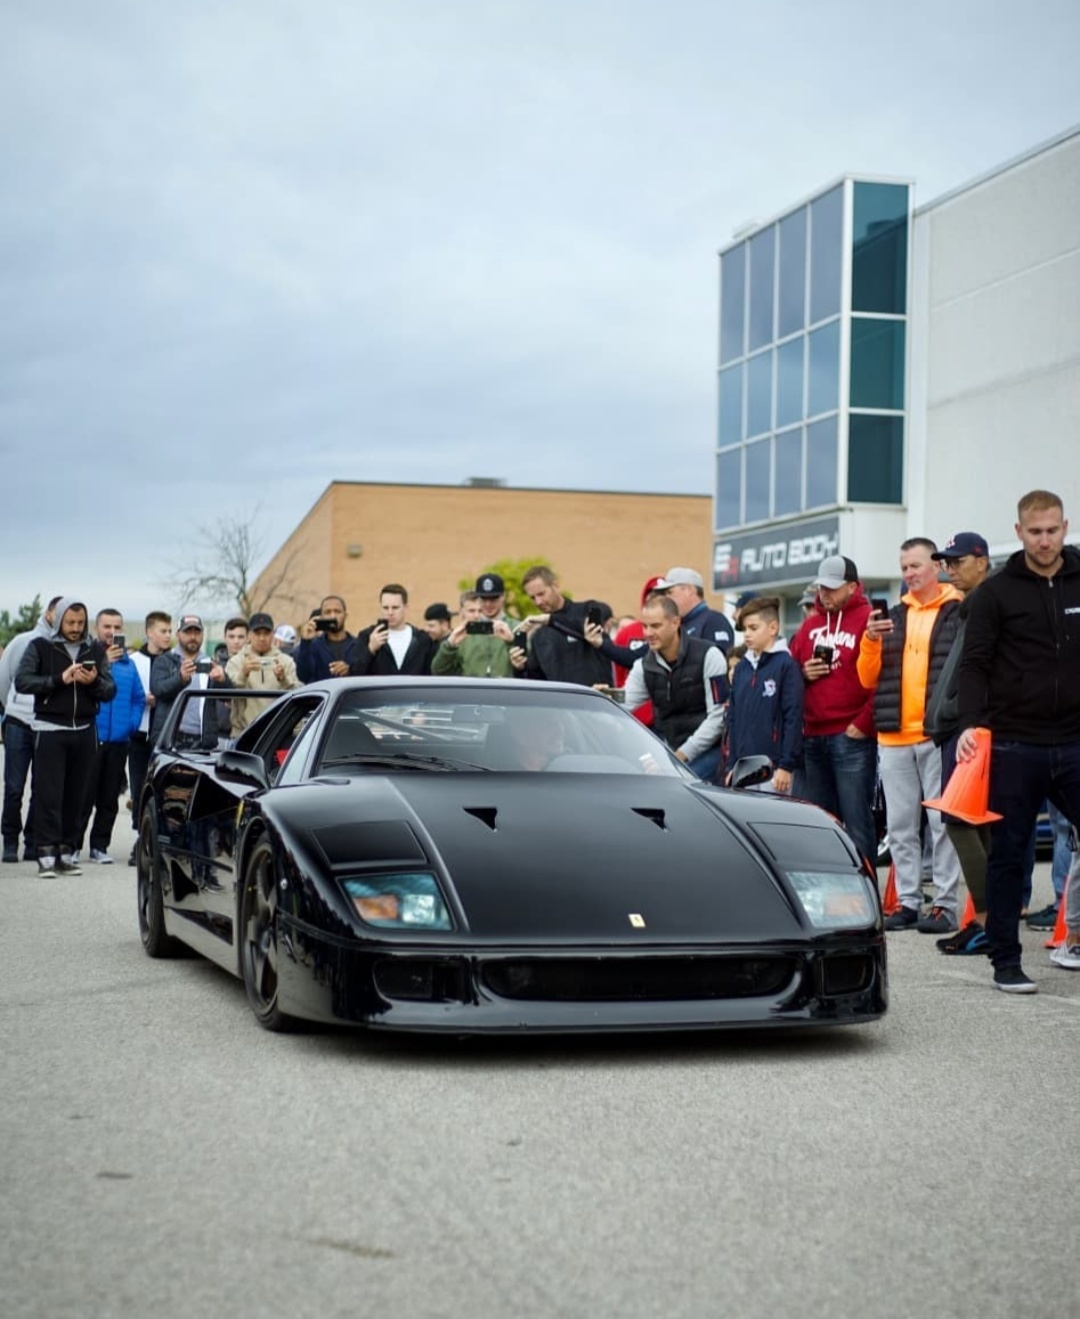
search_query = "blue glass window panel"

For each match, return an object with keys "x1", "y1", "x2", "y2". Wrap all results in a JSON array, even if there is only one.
[
  {"x1": 747, "y1": 226, "x2": 776, "y2": 352},
  {"x1": 850, "y1": 318, "x2": 906, "y2": 410},
  {"x1": 809, "y1": 186, "x2": 843, "y2": 325},
  {"x1": 716, "y1": 448, "x2": 742, "y2": 529},
  {"x1": 806, "y1": 414, "x2": 838, "y2": 509},
  {"x1": 773, "y1": 428, "x2": 803, "y2": 517},
  {"x1": 852, "y1": 182, "x2": 909, "y2": 314},
  {"x1": 720, "y1": 244, "x2": 746, "y2": 364},
  {"x1": 744, "y1": 439, "x2": 771, "y2": 523},
  {"x1": 746, "y1": 350, "x2": 773, "y2": 438},
  {"x1": 807, "y1": 320, "x2": 840, "y2": 417},
  {"x1": 775, "y1": 336, "x2": 805, "y2": 429},
  {"x1": 777, "y1": 207, "x2": 808, "y2": 338},
  {"x1": 718, "y1": 363, "x2": 744, "y2": 448},
  {"x1": 848, "y1": 413, "x2": 904, "y2": 503}
]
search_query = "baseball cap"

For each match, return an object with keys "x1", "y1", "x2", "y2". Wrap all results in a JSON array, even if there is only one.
[
  {"x1": 798, "y1": 585, "x2": 818, "y2": 608},
  {"x1": 248, "y1": 612, "x2": 274, "y2": 632},
  {"x1": 273, "y1": 624, "x2": 297, "y2": 644},
  {"x1": 177, "y1": 614, "x2": 204, "y2": 632},
  {"x1": 931, "y1": 532, "x2": 989, "y2": 561},
  {"x1": 654, "y1": 567, "x2": 704, "y2": 590},
  {"x1": 812, "y1": 556, "x2": 859, "y2": 590},
  {"x1": 424, "y1": 602, "x2": 453, "y2": 622},
  {"x1": 474, "y1": 573, "x2": 505, "y2": 598}
]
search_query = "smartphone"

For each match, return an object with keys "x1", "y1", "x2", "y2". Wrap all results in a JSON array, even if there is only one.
[
  {"x1": 113, "y1": 634, "x2": 126, "y2": 650},
  {"x1": 196, "y1": 657, "x2": 213, "y2": 675},
  {"x1": 314, "y1": 617, "x2": 335, "y2": 633},
  {"x1": 585, "y1": 604, "x2": 603, "y2": 629},
  {"x1": 813, "y1": 644, "x2": 835, "y2": 664},
  {"x1": 373, "y1": 620, "x2": 390, "y2": 634},
  {"x1": 870, "y1": 597, "x2": 889, "y2": 617},
  {"x1": 80, "y1": 658, "x2": 97, "y2": 671},
  {"x1": 508, "y1": 630, "x2": 528, "y2": 650},
  {"x1": 465, "y1": 619, "x2": 494, "y2": 635}
]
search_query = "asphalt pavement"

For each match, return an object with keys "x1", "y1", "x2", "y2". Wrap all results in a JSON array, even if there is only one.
[{"x1": 2, "y1": 801, "x2": 1078, "y2": 1319}]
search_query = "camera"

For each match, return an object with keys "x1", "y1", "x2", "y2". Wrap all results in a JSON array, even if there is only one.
[
  {"x1": 196, "y1": 657, "x2": 213, "y2": 675},
  {"x1": 314, "y1": 617, "x2": 335, "y2": 633},
  {"x1": 465, "y1": 620, "x2": 494, "y2": 635},
  {"x1": 585, "y1": 604, "x2": 604, "y2": 629},
  {"x1": 813, "y1": 644, "x2": 835, "y2": 665},
  {"x1": 113, "y1": 634, "x2": 126, "y2": 651}
]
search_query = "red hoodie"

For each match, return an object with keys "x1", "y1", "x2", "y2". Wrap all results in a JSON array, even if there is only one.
[{"x1": 788, "y1": 586, "x2": 876, "y2": 737}]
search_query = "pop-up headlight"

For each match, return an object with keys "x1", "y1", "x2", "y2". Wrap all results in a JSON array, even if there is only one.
[
  {"x1": 343, "y1": 873, "x2": 452, "y2": 930},
  {"x1": 787, "y1": 871, "x2": 877, "y2": 930}
]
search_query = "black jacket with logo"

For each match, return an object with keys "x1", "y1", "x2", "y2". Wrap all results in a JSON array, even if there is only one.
[
  {"x1": 521, "y1": 601, "x2": 612, "y2": 687},
  {"x1": 957, "y1": 545, "x2": 1080, "y2": 743}
]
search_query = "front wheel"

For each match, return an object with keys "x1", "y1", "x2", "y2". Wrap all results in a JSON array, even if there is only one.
[
  {"x1": 137, "y1": 805, "x2": 180, "y2": 958},
  {"x1": 239, "y1": 837, "x2": 296, "y2": 1031}
]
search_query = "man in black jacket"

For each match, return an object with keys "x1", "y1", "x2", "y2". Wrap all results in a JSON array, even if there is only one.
[
  {"x1": 514, "y1": 565, "x2": 612, "y2": 687},
  {"x1": 957, "y1": 490, "x2": 1080, "y2": 994},
  {"x1": 15, "y1": 597, "x2": 117, "y2": 876},
  {"x1": 351, "y1": 584, "x2": 435, "y2": 677}
]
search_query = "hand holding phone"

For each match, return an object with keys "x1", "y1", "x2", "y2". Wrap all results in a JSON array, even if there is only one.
[
  {"x1": 585, "y1": 604, "x2": 604, "y2": 629},
  {"x1": 870, "y1": 597, "x2": 889, "y2": 618}
]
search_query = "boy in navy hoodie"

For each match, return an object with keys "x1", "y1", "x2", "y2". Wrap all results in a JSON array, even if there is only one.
[{"x1": 723, "y1": 596, "x2": 803, "y2": 793}]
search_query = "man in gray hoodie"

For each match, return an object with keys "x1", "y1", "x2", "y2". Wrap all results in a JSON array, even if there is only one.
[
  {"x1": 15, "y1": 598, "x2": 116, "y2": 876},
  {"x1": 0, "y1": 596, "x2": 60, "y2": 863}
]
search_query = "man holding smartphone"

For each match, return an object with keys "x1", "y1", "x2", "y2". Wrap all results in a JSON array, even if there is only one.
[
  {"x1": 789, "y1": 555, "x2": 878, "y2": 868},
  {"x1": 15, "y1": 597, "x2": 116, "y2": 876},
  {"x1": 226, "y1": 612, "x2": 301, "y2": 731},
  {"x1": 76, "y1": 609, "x2": 145, "y2": 864},
  {"x1": 151, "y1": 615, "x2": 230, "y2": 750},
  {"x1": 351, "y1": 585, "x2": 435, "y2": 676},
  {"x1": 514, "y1": 566, "x2": 612, "y2": 687},
  {"x1": 432, "y1": 574, "x2": 520, "y2": 678},
  {"x1": 294, "y1": 595, "x2": 358, "y2": 682}
]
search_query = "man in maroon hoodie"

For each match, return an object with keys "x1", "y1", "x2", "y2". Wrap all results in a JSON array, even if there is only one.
[{"x1": 789, "y1": 555, "x2": 878, "y2": 866}]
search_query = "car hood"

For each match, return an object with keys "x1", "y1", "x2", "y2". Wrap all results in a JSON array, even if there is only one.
[{"x1": 298, "y1": 774, "x2": 804, "y2": 942}]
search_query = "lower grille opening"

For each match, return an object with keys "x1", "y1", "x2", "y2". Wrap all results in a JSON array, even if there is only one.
[
  {"x1": 820, "y1": 954, "x2": 874, "y2": 996},
  {"x1": 481, "y1": 956, "x2": 798, "y2": 1002},
  {"x1": 374, "y1": 958, "x2": 468, "y2": 1003}
]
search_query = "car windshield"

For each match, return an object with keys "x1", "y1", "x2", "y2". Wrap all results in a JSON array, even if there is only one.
[{"x1": 316, "y1": 687, "x2": 690, "y2": 777}]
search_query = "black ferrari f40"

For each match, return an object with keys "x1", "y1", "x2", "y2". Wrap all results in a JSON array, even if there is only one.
[{"x1": 136, "y1": 679, "x2": 887, "y2": 1033}]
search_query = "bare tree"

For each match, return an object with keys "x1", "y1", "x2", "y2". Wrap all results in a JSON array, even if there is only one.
[{"x1": 161, "y1": 507, "x2": 305, "y2": 617}]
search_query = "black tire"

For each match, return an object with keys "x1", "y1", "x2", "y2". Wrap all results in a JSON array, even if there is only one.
[
  {"x1": 137, "y1": 804, "x2": 180, "y2": 958},
  {"x1": 239, "y1": 836, "x2": 296, "y2": 1031}
]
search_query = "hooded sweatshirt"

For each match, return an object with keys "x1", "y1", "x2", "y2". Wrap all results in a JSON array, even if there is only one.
[
  {"x1": 0, "y1": 613, "x2": 52, "y2": 726},
  {"x1": 15, "y1": 597, "x2": 116, "y2": 729},
  {"x1": 789, "y1": 585, "x2": 876, "y2": 737}
]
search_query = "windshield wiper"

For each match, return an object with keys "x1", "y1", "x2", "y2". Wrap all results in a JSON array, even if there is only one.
[{"x1": 321, "y1": 752, "x2": 490, "y2": 772}]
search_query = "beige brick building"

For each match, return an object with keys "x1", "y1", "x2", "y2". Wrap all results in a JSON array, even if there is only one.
[{"x1": 251, "y1": 481, "x2": 726, "y2": 628}]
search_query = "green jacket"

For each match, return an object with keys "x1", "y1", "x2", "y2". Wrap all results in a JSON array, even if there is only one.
[{"x1": 432, "y1": 618, "x2": 519, "y2": 678}]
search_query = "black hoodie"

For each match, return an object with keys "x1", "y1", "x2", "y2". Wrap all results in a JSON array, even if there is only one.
[
  {"x1": 15, "y1": 596, "x2": 117, "y2": 728},
  {"x1": 957, "y1": 545, "x2": 1080, "y2": 743}
]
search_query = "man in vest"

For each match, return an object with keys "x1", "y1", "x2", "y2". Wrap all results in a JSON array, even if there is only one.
[
  {"x1": 857, "y1": 538, "x2": 962, "y2": 934},
  {"x1": 621, "y1": 592, "x2": 728, "y2": 781}
]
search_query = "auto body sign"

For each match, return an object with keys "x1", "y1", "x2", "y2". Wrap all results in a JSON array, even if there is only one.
[{"x1": 713, "y1": 516, "x2": 841, "y2": 589}]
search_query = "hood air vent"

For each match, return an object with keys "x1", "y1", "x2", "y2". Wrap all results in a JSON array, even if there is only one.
[
  {"x1": 464, "y1": 806, "x2": 498, "y2": 832},
  {"x1": 632, "y1": 807, "x2": 667, "y2": 831}
]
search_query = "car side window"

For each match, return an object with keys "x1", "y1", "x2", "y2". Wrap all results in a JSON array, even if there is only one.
[{"x1": 247, "y1": 695, "x2": 325, "y2": 784}]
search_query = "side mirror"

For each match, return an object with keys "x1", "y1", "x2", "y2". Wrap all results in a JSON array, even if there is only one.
[
  {"x1": 215, "y1": 749, "x2": 270, "y2": 791},
  {"x1": 729, "y1": 755, "x2": 773, "y2": 790}
]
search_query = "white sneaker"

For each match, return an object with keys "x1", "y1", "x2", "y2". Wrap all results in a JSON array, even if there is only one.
[
  {"x1": 1049, "y1": 941, "x2": 1080, "y2": 971},
  {"x1": 88, "y1": 849, "x2": 113, "y2": 865},
  {"x1": 64, "y1": 850, "x2": 82, "y2": 864}
]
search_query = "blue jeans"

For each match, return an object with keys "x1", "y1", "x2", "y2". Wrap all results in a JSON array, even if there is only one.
[
  {"x1": 985, "y1": 740, "x2": 1080, "y2": 969},
  {"x1": 1048, "y1": 802, "x2": 1074, "y2": 901},
  {"x1": 1, "y1": 716, "x2": 37, "y2": 851},
  {"x1": 797, "y1": 732, "x2": 877, "y2": 866}
]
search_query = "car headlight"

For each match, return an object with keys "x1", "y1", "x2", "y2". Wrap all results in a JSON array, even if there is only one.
[
  {"x1": 786, "y1": 870, "x2": 877, "y2": 930},
  {"x1": 343, "y1": 873, "x2": 452, "y2": 930}
]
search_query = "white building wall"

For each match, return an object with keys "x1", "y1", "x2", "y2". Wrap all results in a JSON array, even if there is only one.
[{"x1": 912, "y1": 129, "x2": 1080, "y2": 555}]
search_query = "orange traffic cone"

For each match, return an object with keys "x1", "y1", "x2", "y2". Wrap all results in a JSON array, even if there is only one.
[
  {"x1": 923, "y1": 727, "x2": 1003, "y2": 825},
  {"x1": 960, "y1": 892, "x2": 976, "y2": 927},
  {"x1": 881, "y1": 863, "x2": 901, "y2": 915},
  {"x1": 1045, "y1": 876, "x2": 1070, "y2": 949}
]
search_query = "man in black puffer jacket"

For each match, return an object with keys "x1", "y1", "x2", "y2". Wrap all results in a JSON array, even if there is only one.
[
  {"x1": 15, "y1": 597, "x2": 116, "y2": 876},
  {"x1": 957, "y1": 490, "x2": 1080, "y2": 995}
]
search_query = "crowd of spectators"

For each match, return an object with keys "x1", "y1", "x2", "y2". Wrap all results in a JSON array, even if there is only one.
[{"x1": 2, "y1": 491, "x2": 1077, "y2": 994}]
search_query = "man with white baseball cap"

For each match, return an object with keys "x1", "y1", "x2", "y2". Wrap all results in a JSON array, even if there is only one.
[{"x1": 654, "y1": 567, "x2": 735, "y2": 654}]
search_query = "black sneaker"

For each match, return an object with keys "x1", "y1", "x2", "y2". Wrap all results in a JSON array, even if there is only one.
[
  {"x1": 917, "y1": 905, "x2": 958, "y2": 935},
  {"x1": 2, "y1": 842, "x2": 18, "y2": 864},
  {"x1": 884, "y1": 906, "x2": 920, "y2": 930},
  {"x1": 993, "y1": 965, "x2": 1037, "y2": 994},
  {"x1": 936, "y1": 921, "x2": 989, "y2": 955},
  {"x1": 37, "y1": 856, "x2": 57, "y2": 877},
  {"x1": 54, "y1": 856, "x2": 83, "y2": 877},
  {"x1": 127, "y1": 847, "x2": 137, "y2": 866},
  {"x1": 1025, "y1": 903, "x2": 1059, "y2": 930}
]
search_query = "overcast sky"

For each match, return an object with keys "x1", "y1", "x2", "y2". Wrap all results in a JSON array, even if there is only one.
[{"x1": 3, "y1": 0, "x2": 1078, "y2": 622}]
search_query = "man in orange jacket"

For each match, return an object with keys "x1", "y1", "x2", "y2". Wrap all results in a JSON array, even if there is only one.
[{"x1": 858, "y1": 538, "x2": 962, "y2": 934}]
